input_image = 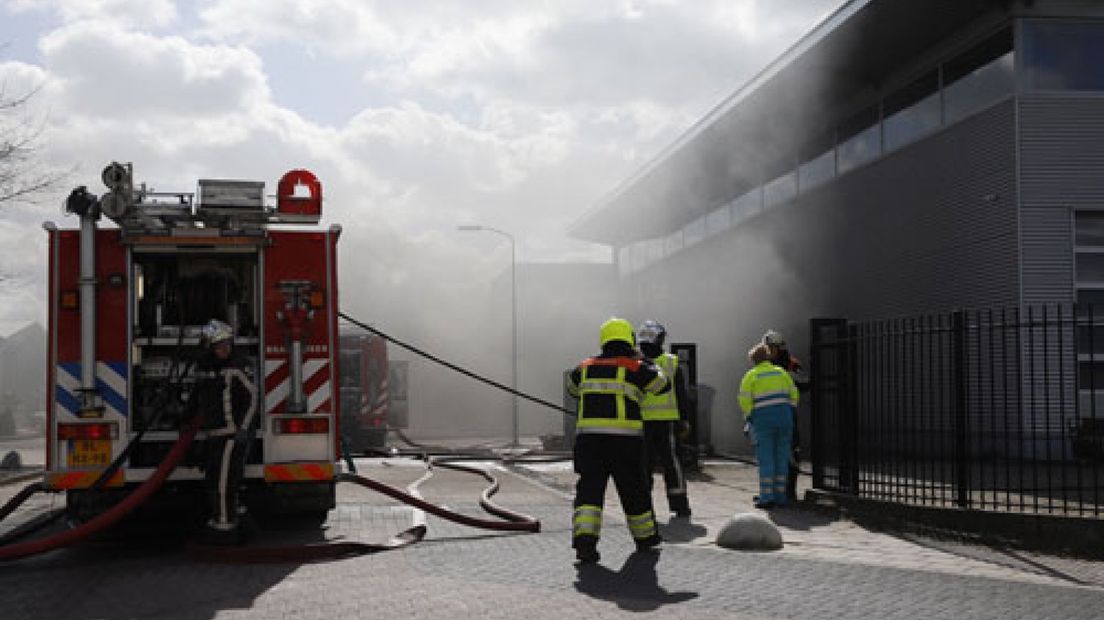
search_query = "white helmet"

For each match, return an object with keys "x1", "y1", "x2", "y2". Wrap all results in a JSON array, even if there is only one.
[
  {"x1": 202, "y1": 319, "x2": 234, "y2": 346},
  {"x1": 637, "y1": 320, "x2": 667, "y2": 346},
  {"x1": 762, "y1": 329, "x2": 785, "y2": 348}
]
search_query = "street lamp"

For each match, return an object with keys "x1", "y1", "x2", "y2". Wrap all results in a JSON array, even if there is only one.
[{"x1": 458, "y1": 224, "x2": 519, "y2": 448}]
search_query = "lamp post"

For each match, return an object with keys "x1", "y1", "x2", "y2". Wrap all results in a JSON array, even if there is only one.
[{"x1": 458, "y1": 224, "x2": 519, "y2": 448}]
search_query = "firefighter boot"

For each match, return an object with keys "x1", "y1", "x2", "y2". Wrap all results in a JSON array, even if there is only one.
[
  {"x1": 635, "y1": 533, "x2": 662, "y2": 553},
  {"x1": 574, "y1": 536, "x2": 600, "y2": 564}
]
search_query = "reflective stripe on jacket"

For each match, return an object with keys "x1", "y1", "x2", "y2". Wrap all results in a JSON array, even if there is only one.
[
  {"x1": 641, "y1": 353, "x2": 680, "y2": 421},
  {"x1": 738, "y1": 361, "x2": 799, "y2": 418},
  {"x1": 568, "y1": 356, "x2": 667, "y2": 434}
]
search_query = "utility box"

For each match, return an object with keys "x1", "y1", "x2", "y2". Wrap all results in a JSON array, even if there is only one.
[{"x1": 670, "y1": 343, "x2": 710, "y2": 464}]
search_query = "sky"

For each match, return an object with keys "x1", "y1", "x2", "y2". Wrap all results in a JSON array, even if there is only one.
[{"x1": 0, "y1": 0, "x2": 842, "y2": 343}]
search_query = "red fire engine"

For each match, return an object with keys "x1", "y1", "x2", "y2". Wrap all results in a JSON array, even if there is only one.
[
  {"x1": 44, "y1": 163, "x2": 340, "y2": 518},
  {"x1": 339, "y1": 332, "x2": 390, "y2": 453}
]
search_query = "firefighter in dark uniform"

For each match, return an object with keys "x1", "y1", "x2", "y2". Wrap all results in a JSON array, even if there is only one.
[
  {"x1": 762, "y1": 330, "x2": 810, "y2": 503},
  {"x1": 194, "y1": 319, "x2": 258, "y2": 541},
  {"x1": 636, "y1": 320, "x2": 692, "y2": 519},
  {"x1": 567, "y1": 317, "x2": 669, "y2": 564}
]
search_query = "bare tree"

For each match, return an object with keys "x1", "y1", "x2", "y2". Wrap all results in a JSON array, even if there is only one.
[{"x1": 0, "y1": 82, "x2": 65, "y2": 206}]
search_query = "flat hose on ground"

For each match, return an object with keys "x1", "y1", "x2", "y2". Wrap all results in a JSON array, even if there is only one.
[
  {"x1": 336, "y1": 468, "x2": 541, "y2": 532},
  {"x1": 192, "y1": 462, "x2": 539, "y2": 563}
]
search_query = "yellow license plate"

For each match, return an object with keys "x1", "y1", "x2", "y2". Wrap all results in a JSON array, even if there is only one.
[{"x1": 67, "y1": 439, "x2": 112, "y2": 467}]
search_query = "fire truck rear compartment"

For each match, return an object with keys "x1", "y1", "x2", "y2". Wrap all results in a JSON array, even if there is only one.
[{"x1": 132, "y1": 251, "x2": 260, "y2": 437}]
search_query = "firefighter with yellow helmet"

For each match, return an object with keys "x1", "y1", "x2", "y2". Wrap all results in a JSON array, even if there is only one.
[{"x1": 566, "y1": 317, "x2": 669, "y2": 563}]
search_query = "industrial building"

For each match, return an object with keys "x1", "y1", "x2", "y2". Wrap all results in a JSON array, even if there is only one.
[{"x1": 570, "y1": 0, "x2": 1104, "y2": 453}]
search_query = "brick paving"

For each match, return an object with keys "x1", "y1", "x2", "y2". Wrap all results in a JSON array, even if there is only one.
[{"x1": 0, "y1": 456, "x2": 1102, "y2": 619}]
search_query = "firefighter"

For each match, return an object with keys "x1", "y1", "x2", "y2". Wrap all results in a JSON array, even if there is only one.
[
  {"x1": 762, "y1": 329, "x2": 810, "y2": 502},
  {"x1": 194, "y1": 319, "x2": 258, "y2": 541},
  {"x1": 567, "y1": 317, "x2": 668, "y2": 564},
  {"x1": 738, "y1": 342, "x2": 799, "y2": 508},
  {"x1": 636, "y1": 320, "x2": 692, "y2": 519}
]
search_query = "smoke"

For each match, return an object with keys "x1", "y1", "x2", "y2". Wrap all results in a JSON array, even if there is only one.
[{"x1": 0, "y1": 0, "x2": 847, "y2": 443}]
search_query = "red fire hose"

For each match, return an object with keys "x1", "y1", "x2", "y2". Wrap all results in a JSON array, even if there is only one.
[{"x1": 0, "y1": 415, "x2": 202, "y2": 562}]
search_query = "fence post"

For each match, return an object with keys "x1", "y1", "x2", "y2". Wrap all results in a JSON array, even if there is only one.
[
  {"x1": 845, "y1": 322, "x2": 860, "y2": 494},
  {"x1": 953, "y1": 310, "x2": 970, "y2": 508}
]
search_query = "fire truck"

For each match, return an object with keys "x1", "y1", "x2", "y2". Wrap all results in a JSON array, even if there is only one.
[
  {"x1": 338, "y1": 332, "x2": 390, "y2": 453},
  {"x1": 44, "y1": 163, "x2": 341, "y2": 519}
]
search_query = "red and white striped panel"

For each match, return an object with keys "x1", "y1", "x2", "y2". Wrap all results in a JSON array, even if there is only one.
[
  {"x1": 363, "y1": 374, "x2": 389, "y2": 419},
  {"x1": 264, "y1": 357, "x2": 332, "y2": 414}
]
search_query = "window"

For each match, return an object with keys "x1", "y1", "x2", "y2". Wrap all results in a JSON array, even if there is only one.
[
  {"x1": 618, "y1": 247, "x2": 632, "y2": 277},
  {"x1": 730, "y1": 189, "x2": 760, "y2": 223},
  {"x1": 943, "y1": 28, "x2": 1014, "y2": 124},
  {"x1": 705, "y1": 204, "x2": 731, "y2": 237},
  {"x1": 339, "y1": 352, "x2": 361, "y2": 387},
  {"x1": 646, "y1": 238, "x2": 664, "y2": 265},
  {"x1": 763, "y1": 170, "x2": 796, "y2": 208},
  {"x1": 1076, "y1": 212, "x2": 1104, "y2": 246},
  {"x1": 837, "y1": 106, "x2": 880, "y2": 174},
  {"x1": 682, "y1": 215, "x2": 706, "y2": 248},
  {"x1": 884, "y1": 72, "x2": 941, "y2": 152},
  {"x1": 1023, "y1": 20, "x2": 1104, "y2": 92},
  {"x1": 1074, "y1": 212, "x2": 1104, "y2": 363},
  {"x1": 798, "y1": 148, "x2": 835, "y2": 190},
  {"x1": 664, "y1": 229, "x2": 684, "y2": 256},
  {"x1": 629, "y1": 242, "x2": 647, "y2": 274},
  {"x1": 1076, "y1": 253, "x2": 1104, "y2": 282}
]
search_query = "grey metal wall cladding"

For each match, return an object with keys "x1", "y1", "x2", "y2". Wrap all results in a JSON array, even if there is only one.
[
  {"x1": 1019, "y1": 95, "x2": 1104, "y2": 307},
  {"x1": 633, "y1": 100, "x2": 1020, "y2": 319},
  {"x1": 623, "y1": 101, "x2": 1019, "y2": 452}
]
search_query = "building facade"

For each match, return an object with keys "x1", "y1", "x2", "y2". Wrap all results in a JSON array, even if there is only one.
[{"x1": 570, "y1": 0, "x2": 1104, "y2": 453}]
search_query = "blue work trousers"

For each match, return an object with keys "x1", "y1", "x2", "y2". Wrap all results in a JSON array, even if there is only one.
[{"x1": 750, "y1": 405, "x2": 794, "y2": 505}]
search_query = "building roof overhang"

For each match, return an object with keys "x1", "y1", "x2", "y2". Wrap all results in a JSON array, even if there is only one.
[{"x1": 569, "y1": 0, "x2": 1010, "y2": 246}]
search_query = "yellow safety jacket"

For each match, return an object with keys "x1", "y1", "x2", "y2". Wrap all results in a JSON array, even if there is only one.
[
  {"x1": 738, "y1": 361, "x2": 799, "y2": 418},
  {"x1": 641, "y1": 353, "x2": 680, "y2": 422},
  {"x1": 568, "y1": 356, "x2": 667, "y2": 435}
]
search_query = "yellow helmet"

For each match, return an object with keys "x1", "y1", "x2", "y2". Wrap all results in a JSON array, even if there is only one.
[{"x1": 600, "y1": 317, "x2": 635, "y2": 347}]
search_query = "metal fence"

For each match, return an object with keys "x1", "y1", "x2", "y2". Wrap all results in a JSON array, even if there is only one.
[{"x1": 810, "y1": 307, "x2": 1104, "y2": 518}]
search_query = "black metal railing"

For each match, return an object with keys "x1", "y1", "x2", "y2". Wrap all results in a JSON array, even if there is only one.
[{"x1": 810, "y1": 306, "x2": 1104, "y2": 518}]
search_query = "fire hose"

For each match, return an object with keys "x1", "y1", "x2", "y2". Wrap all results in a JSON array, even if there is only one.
[
  {"x1": 0, "y1": 413, "x2": 203, "y2": 561},
  {"x1": 0, "y1": 433, "x2": 540, "y2": 563}
]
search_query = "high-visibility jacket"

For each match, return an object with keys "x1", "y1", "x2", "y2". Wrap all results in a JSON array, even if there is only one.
[
  {"x1": 568, "y1": 354, "x2": 667, "y2": 435},
  {"x1": 641, "y1": 353, "x2": 680, "y2": 422},
  {"x1": 738, "y1": 361, "x2": 799, "y2": 418}
]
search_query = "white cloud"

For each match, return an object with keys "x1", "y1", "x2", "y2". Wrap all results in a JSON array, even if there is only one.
[
  {"x1": 195, "y1": 0, "x2": 398, "y2": 56},
  {"x1": 5, "y1": 0, "x2": 178, "y2": 29},
  {"x1": 40, "y1": 24, "x2": 269, "y2": 118}
]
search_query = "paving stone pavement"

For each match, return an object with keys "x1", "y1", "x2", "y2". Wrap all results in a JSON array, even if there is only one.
[{"x1": 0, "y1": 456, "x2": 1102, "y2": 620}]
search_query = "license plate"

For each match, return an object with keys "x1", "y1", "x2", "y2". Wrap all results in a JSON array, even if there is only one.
[{"x1": 67, "y1": 439, "x2": 112, "y2": 467}]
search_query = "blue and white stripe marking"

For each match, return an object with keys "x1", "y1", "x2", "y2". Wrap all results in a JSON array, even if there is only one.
[{"x1": 55, "y1": 361, "x2": 128, "y2": 419}]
